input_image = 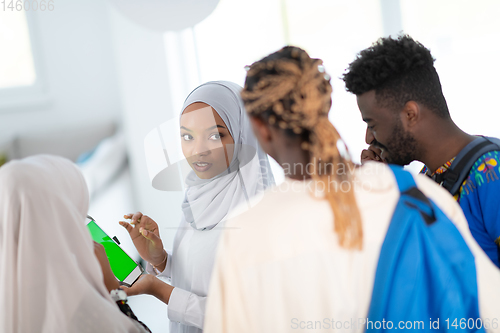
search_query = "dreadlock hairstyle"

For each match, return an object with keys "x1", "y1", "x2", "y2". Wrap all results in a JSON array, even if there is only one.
[
  {"x1": 241, "y1": 46, "x2": 363, "y2": 250},
  {"x1": 342, "y1": 35, "x2": 450, "y2": 119}
]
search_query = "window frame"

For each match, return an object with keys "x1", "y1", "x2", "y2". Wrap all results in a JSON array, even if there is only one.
[{"x1": 0, "y1": 10, "x2": 51, "y2": 111}]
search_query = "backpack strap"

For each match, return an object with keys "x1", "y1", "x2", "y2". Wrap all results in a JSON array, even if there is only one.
[
  {"x1": 390, "y1": 165, "x2": 436, "y2": 225},
  {"x1": 439, "y1": 136, "x2": 500, "y2": 196},
  {"x1": 389, "y1": 164, "x2": 416, "y2": 193}
]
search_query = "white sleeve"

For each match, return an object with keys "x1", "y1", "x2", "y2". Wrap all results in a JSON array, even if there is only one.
[
  {"x1": 167, "y1": 287, "x2": 206, "y2": 329},
  {"x1": 144, "y1": 248, "x2": 206, "y2": 329},
  {"x1": 145, "y1": 249, "x2": 173, "y2": 279}
]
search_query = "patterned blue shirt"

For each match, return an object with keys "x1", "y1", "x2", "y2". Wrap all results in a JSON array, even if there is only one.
[{"x1": 457, "y1": 151, "x2": 500, "y2": 267}]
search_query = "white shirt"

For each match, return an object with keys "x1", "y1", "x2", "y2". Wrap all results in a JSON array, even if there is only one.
[{"x1": 204, "y1": 162, "x2": 500, "y2": 333}]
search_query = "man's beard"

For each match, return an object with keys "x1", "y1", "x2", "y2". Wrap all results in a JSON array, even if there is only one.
[{"x1": 378, "y1": 120, "x2": 418, "y2": 166}]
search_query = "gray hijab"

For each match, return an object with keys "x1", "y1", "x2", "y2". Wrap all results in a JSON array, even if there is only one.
[{"x1": 180, "y1": 81, "x2": 274, "y2": 230}]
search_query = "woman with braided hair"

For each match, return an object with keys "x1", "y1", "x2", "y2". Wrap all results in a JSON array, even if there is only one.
[
  {"x1": 203, "y1": 47, "x2": 500, "y2": 333},
  {"x1": 241, "y1": 46, "x2": 363, "y2": 249}
]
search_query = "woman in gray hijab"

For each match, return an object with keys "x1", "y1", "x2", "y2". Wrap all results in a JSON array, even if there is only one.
[{"x1": 120, "y1": 81, "x2": 274, "y2": 333}]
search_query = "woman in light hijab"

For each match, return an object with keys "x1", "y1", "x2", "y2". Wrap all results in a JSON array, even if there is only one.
[
  {"x1": 0, "y1": 155, "x2": 150, "y2": 333},
  {"x1": 119, "y1": 81, "x2": 274, "y2": 332}
]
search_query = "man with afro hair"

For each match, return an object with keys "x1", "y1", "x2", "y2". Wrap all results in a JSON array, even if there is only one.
[{"x1": 343, "y1": 34, "x2": 500, "y2": 268}]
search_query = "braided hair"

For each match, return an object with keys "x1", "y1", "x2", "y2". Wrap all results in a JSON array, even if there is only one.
[{"x1": 242, "y1": 46, "x2": 363, "y2": 250}]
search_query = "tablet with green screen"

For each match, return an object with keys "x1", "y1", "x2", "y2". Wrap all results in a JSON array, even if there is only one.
[{"x1": 86, "y1": 215, "x2": 142, "y2": 287}]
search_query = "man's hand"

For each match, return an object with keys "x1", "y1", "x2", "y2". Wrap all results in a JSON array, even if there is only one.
[
  {"x1": 361, "y1": 144, "x2": 385, "y2": 164},
  {"x1": 93, "y1": 241, "x2": 120, "y2": 292},
  {"x1": 119, "y1": 212, "x2": 166, "y2": 269}
]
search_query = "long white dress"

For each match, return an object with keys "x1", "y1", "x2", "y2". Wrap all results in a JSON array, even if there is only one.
[{"x1": 204, "y1": 162, "x2": 500, "y2": 333}]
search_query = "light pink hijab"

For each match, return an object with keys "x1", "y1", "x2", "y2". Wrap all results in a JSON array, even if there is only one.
[{"x1": 0, "y1": 155, "x2": 145, "y2": 333}]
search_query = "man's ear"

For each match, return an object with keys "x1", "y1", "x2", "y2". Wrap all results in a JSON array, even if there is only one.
[{"x1": 401, "y1": 101, "x2": 420, "y2": 130}]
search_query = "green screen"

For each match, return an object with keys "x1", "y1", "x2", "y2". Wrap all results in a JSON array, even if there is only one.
[{"x1": 87, "y1": 220, "x2": 138, "y2": 281}]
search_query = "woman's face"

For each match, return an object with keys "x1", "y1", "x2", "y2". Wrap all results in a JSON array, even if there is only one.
[{"x1": 180, "y1": 102, "x2": 235, "y2": 179}]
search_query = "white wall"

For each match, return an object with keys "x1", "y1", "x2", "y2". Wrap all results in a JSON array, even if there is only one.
[
  {"x1": 108, "y1": 5, "x2": 184, "y2": 250},
  {"x1": 108, "y1": 7, "x2": 185, "y2": 332},
  {"x1": 1, "y1": 3, "x2": 175, "y2": 331},
  {"x1": 0, "y1": 0, "x2": 186, "y2": 247},
  {"x1": 0, "y1": 0, "x2": 122, "y2": 137}
]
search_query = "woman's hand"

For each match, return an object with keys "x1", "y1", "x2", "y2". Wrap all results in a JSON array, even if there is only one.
[
  {"x1": 119, "y1": 212, "x2": 166, "y2": 270},
  {"x1": 122, "y1": 274, "x2": 174, "y2": 305},
  {"x1": 93, "y1": 241, "x2": 120, "y2": 292}
]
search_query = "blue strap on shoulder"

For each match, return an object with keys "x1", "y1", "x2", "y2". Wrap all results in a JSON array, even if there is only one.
[
  {"x1": 388, "y1": 165, "x2": 416, "y2": 193},
  {"x1": 389, "y1": 165, "x2": 436, "y2": 223}
]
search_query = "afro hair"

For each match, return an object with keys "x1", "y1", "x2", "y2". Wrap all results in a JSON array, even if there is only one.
[{"x1": 343, "y1": 35, "x2": 449, "y2": 118}]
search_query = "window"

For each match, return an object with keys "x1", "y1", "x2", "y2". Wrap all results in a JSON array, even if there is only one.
[
  {"x1": 283, "y1": 0, "x2": 385, "y2": 163},
  {"x1": 0, "y1": 10, "x2": 47, "y2": 109},
  {"x1": 163, "y1": 0, "x2": 388, "y2": 182},
  {"x1": 166, "y1": 0, "x2": 499, "y2": 176},
  {"x1": 400, "y1": 0, "x2": 500, "y2": 138},
  {"x1": 0, "y1": 10, "x2": 36, "y2": 88},
  {"x1": 192, "y1": 0, "x2": 387, "y2": 166}
]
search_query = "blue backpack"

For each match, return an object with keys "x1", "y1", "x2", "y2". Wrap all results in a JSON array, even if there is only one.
[{"x1": 366, "y1": 165, "x2": 484, "y2": 332}]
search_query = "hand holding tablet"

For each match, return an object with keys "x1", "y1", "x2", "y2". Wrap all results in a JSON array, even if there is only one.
[{"x1": 86, "y1": 215, "x2": 143, "y2": 287}]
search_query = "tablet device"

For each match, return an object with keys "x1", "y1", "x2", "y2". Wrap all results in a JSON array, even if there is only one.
[{"x1": 86, "y1": 215, "x2": 143, "y2": 287}]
